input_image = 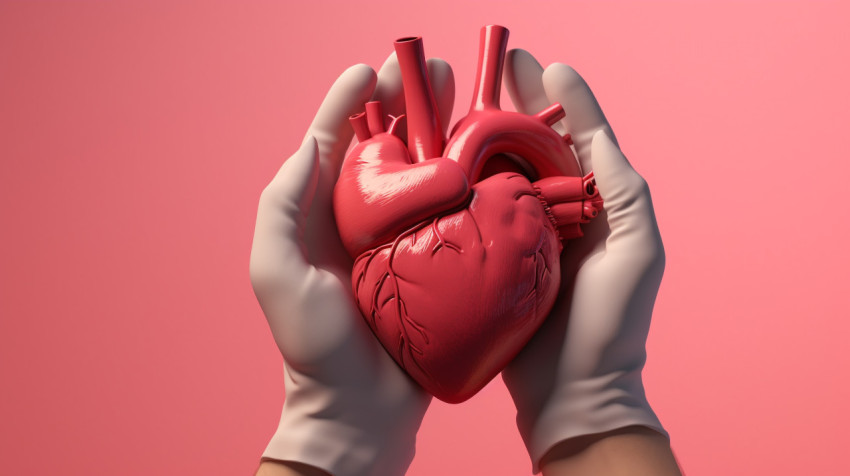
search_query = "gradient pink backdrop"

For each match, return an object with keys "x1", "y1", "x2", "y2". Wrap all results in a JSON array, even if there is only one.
[{"x1": 2, "y1": 1, "x2": 848, "y2": 474}]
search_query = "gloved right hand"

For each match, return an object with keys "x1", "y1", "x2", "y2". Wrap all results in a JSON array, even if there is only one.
[{"x1": 501, "y1": 49, "x2": 678, "y2": 475}]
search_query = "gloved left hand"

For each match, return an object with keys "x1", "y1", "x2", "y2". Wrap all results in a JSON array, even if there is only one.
[{"x1": 250, "y1": 53, "x2": 455, "y2": 476}]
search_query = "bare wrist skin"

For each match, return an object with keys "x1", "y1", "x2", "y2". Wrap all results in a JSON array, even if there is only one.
[
  {"x1": 540, "y1": 426, "x2": 682, "y2": 476},
  {"x1": 256, "y1": 460, "x2": 332, "y2": 476}
]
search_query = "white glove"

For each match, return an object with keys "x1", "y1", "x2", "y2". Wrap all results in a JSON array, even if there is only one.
[
  {"x1": 501, "y1": 49, "x2": 669, "y2": 472},
  {"x1": 250, "y1": 54, "x2": 455, "y2": 476}
]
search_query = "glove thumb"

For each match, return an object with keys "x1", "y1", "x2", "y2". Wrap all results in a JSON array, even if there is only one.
[
  {"x1": 589, "y1": 129, "x2": 640, "y2": 204},
  {"x1": 589, "y1": 130, "x2": 663, "y2": 257},
  {"x1": 270, "y1": 135, "x2": 321, "y2": 225}
]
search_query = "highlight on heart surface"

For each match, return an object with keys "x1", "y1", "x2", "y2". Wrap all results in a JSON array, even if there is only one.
[{"x1": 333, "y1": 25, "x2": 603, "y2": 403}]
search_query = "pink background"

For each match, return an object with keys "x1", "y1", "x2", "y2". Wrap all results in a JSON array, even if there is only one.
[{"x1": 2, "y1": 1, "x2": 848, "y2": 474}]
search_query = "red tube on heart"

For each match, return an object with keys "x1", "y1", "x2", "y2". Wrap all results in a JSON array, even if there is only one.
[
  {"x1": 349, "y1": 112, "x2": 371, "y2": 142},
  {"x1": 471, "y1": 25, "x2": 509, "y2": 111},
  {"x1": 365, "y1": 101, "x2": 386, "y2": 135},
  {"x1": 445, "y1": 25, "x2": 582, "y2": 182},
  {"x1": 536, "y1": 103, "x2": 567, "y2": 126},
  {"x1": 394, "y1": 36, "x2": 443, "y2": 163}
]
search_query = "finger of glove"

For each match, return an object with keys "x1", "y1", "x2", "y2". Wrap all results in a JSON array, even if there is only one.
[
  {"x1": 542, "y1": 63, "x2": 618, "y2": 175},
  {"x1": 427, "y1": 57, "x2": 455, "y2": 136},
  {"x1": 590, "y1": 130, "x2": 664, "y2": 261},
  {"x1": 372, "y1": 53, "x2": 455, "y2": 137},
  {"x1": 301, "y1": 64, "x2": 376, "y2": 269},
  {"x1": 306, "y1": 63, "x2": 377, "y2": 173},
  {"x1": 250, "y1": 136, "x2": 320, "y2": 295},
  {"x1": 372, "y1": 53, "x2": 406, "y2": 123},
  {"x1": 504, "y1": 49, "x2": 551, "y2": 117}
]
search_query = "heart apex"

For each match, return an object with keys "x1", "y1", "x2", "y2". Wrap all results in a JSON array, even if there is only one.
[
  {"x1": 415, "y1": 364, "x2": 502, "y2": 404},
  {"x1": 427, "y1": 382, "x2": 485, "y2": 405}
]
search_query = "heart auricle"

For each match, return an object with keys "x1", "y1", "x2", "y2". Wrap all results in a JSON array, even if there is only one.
[{"x1": 333, "y1": 25, "x2": 603, "y2": 403}]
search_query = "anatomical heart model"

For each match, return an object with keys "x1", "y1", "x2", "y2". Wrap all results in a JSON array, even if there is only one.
[{"x1": 334, "y1": 25, "x2": 602, "y2": 403}]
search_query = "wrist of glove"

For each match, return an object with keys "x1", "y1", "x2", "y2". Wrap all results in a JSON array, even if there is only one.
[{"x1": 263, "y1": 360, "x2": 429, "y2": 476}]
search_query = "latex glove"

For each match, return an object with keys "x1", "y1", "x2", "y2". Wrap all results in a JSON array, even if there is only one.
[
  {"x1": 501, "y1": 50, "x2": 669, "y2": 472},
  {"x1": 250, "y1": 54, "x2": 455, "y2": 476}
]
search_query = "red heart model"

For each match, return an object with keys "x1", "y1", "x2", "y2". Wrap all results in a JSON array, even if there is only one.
[{"x1": 333, "y1": 25, "x2": 602, "y2": 403}]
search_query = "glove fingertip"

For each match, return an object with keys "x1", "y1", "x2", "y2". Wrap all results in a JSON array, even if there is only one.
[
  {"x1": 505, "y1": 49, "x2": 546, "y2": 114},
  {"x1": 268, "y1": 134, "x2": 320, "y2": 210},
  {"x1": 542, "y1": 62, "x2": 581, "y2": 84},
  {"x1": 300, "y1": 133, "x2": 317, "y2": 150}
]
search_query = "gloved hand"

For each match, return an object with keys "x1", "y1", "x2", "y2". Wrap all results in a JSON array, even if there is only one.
[
  {"x1": 501, "y1": 49, "x2": 672, "y2": 473},
  {"x1": 249, "y1": 53, "x2": 455, "y2": 476}
]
